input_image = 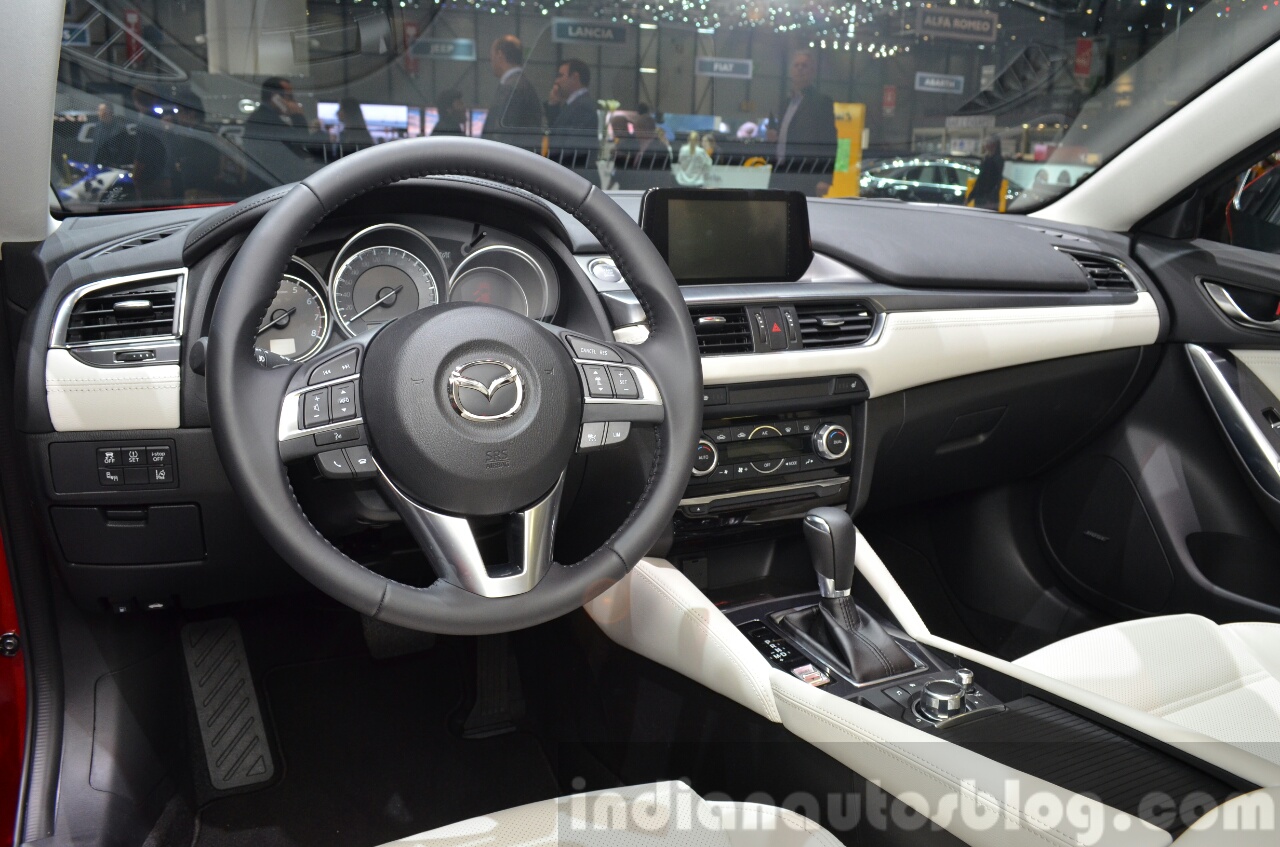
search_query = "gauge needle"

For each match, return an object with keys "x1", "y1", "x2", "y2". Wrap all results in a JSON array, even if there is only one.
[
  {"x1": 348, "y1": 285, "x2": 404, "y2": 323},
  {"x1": 256, "y1": 307, "x2": 296, "y2": 336}
]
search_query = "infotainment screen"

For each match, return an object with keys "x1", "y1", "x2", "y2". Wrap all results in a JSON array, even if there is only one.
[{"x1": 639, "y1": 189, "x2": 812, "y2": 284}]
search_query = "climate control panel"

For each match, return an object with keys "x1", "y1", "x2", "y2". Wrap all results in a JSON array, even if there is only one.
[{"x1": 689, "y1": 414, "x2": 852, "y2": 489}]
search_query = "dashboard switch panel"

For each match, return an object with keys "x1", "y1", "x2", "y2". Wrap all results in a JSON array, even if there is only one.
[{"x1": 51, "y1": 439, "x2": 180, "y2": 493}]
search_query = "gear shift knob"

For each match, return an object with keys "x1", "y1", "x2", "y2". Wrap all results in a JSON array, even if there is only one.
[{"x1": 803, "y1": 507, "x2": 856, "y2": 598}]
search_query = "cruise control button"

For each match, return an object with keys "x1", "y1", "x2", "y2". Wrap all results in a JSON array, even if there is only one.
[
  {"x1": 604, "y1": 422, "x2": 630, "y2": 445},
  {"x1": 149, "y1": 466, "x2": 174, "y2": 485},
  {"x1": 565, "y1": 335, "x2": 622, "y2": 363},
  {"x1": 579, "y1": 422, "x2": 606, "y2": 450},
  {"x1": 581, "y1": 365, "x2": 613, "y2": 398},
  {"x1": 607, "y1": 366, "x2": 638, "y2": 399},
  {"x1": 330, "y1": 382, "x2": 357, "y2": 422},
  {"x1": 146, "y1": 445, "x2": 171, "y2": 466},
  {"x1": 344, "y1": 446, "x2": 376, "y2": 478},
  {"x1": 314, "y1": 425, "x2": 362, "y2": 447},
  {"x1": 316, "y1": 450, "x2": 353, "y2": 478},
  {"x1": 99, "y1": 468, "x2": 123, "y2": 486},
  {"x1": 98, "y1": 448, "x2": 121, "y2": 467},
  {"x1": 309, "y1": 350, "x2": 359, "y2": 384},
  {"x1": 302, "y1": 389, "x2": 330, "y2": 427}
]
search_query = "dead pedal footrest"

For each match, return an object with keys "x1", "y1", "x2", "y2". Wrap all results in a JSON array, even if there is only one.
[{"x1": 181, "y1": 619, "x2": 275, "y2": 790}]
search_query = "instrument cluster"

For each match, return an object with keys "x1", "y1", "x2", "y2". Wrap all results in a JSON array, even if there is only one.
[{"x1": 254, "y1": 220, "x2": 557, "y2": 363}]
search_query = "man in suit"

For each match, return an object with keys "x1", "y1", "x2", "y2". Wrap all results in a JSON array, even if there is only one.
[
  {"x1": 482, "y1": 35, "x2": 543, "y2": 144},
  {"x1": 545, "y1": 58, "x2": 598, "y2": 162},
  {"x1": 775, "y1": 49, "x2": 837, "y2": 193}
]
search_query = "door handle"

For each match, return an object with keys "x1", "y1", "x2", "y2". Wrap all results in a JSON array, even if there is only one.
[{"x1": 1203, "y1": 281, "x2": 1280, "y2": 331}]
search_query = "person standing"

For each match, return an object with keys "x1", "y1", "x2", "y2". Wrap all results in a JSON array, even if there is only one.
[
  {"x1": 249, "y1": 77, "x2": 306, "y2": 129},
  {"x1": 968, "y1": 136, "x2": 1006, "y2": 211},
  {"x1": 432, "y1": 90, "x2": 468, "y2": 136},
  {"x1": 482, "y1": 35, "x2": 542, "y2": 142},
  {"x1": 775, "y1": 49, "x2": 837, "y2": 191},
  {"x1": 545, "y1": 58, "x2": 597, "y2": 160},
  {"x1": 89, "y1": 102, "x2": 131, "y2": 168},
  {"x1": 333, "y1": 97, "x2": 374, "y2": 157}
]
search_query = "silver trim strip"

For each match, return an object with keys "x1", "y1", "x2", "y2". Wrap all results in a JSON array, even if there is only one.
[
  {"x1": 1187, "y1": 344, "x2": 1280, "y2": 501},
  {"x1": 1203, "y1": 280, "x2": 1280, "y2": 332},
  {"x1": 68, "y1": 339, "x2": 181, "y2": 368},
  {"x1": 680, "y1": 476, "x2": 850, "y2": 507},
  {"x1": 278, "y1": 375, "x2": 364, "y2": 441},
  {"x1": 378, "y1": 470, "x2": 565, "y2": 599},
  {"x1": 50, "y1": 268, "x2": 188, "y2": 350}
]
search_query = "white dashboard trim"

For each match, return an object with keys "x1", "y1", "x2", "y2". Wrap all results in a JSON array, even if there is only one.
[
  {"x1": 46, "y1": 348, "x2": 180, "y2": 432},
  {"x1": 700, "y1": 293, "x2": 1161, "y2": 394}
]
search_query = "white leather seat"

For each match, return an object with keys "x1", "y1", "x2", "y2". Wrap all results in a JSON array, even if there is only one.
[
  {"x1": 1015, "y1": 614, "x2": 1280, "y2": 767},
  {"x1": 378, "y1": 782, "x2": 841, "y2": 847}
]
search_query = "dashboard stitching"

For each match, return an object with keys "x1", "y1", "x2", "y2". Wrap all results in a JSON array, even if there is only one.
[
  {"x1": 185, "y1": 185, "x2": 291, "y2": 256},
  {"x1": 309, "y1": 168, "x2": 593, "y2": 219}
]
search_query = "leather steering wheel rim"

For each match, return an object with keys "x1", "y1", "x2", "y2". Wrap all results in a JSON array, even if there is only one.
[{"x1": 207, "y1": 138, "x2": 701, "y2": 634}]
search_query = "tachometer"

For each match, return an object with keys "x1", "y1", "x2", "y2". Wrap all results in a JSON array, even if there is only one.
[
  {"x1": 255, "y1": 261, "x2": 330, "y2": 362},
  {"x1": 329, "y1": 224, "x2": 447, "y2": 337}
]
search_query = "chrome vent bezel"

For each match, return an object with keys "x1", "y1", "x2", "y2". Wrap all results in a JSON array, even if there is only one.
[
  {"x1": 796, "y1": 301, "x2": 877, "y2": 349},
  {"x1": 51, "y1": 269, "x2": 187, "y2": 350},
  {"x1": 1058, "y1": 248, "x2": 1143, "y2": 292},
  {"x1": 689, "y1": 305, "x2": 754, "y2": 356}
]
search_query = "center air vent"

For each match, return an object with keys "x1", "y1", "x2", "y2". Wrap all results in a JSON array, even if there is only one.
[
  {"x1": 796, "y1": 302, "x2": 876, "y2": 349},
  {"x1": 1063, "y1": 251, "x2": 1137, "y2": 291},
  {"x1": 61, "y1": 273, "x2": 182, "y2": 346},
  {"x1": 689, "y1": 305, "x2": 753, "y2": 355},
  {"x1": 92, "y1": 224, "x2": 186, "y2": 257}
]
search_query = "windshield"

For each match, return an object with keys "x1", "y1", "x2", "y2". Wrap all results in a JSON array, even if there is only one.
[{"x1": 50, "y1": 0, "x2": 1280, "y2": 215}]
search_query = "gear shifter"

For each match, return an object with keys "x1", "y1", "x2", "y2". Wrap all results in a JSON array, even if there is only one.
[{"x1": 780, "y1": 507, "x2": 916, "y2": 684}]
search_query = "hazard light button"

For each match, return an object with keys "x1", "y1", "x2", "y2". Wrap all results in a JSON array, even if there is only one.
[{"x1": 764, "y1": 307, "x2": 788, "y2": 351}]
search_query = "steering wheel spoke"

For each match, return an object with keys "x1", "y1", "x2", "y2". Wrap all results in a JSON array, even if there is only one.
[
  {"x1": 277, "y1": 335, "x2": 374, "y2": 466},
  {"x1": 377, "y1": 472, "x2": 565, "y2": 598}
]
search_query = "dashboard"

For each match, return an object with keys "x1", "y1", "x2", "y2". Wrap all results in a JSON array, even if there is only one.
[{"x1": 2, "y1": 180, "x2": 1168, "y2": 613}]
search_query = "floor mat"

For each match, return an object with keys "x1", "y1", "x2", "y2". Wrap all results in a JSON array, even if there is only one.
[{"x1": 193, "y1": 646, "x2": 559, "y2": 847}]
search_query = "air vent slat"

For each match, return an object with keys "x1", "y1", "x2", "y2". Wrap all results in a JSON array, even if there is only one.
[
  {"x1": 796, "y1": 301, "x2": 876, "y2": 349},
  {"x1": 63, "y1": 276, "x2": 181, "y2": 345},
  {"x1": 689, "y1": 306, "x2": 753, "y2": 356},
  {"x1": 1063, "y1": 251, "x2": 1137, "y2": 291},
  {"x1": 92, "y1": 224, "x2": 185, "y2": 257}
]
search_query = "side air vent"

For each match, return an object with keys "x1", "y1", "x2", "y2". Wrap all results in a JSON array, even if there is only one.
[
  {"x1": 796, "y1": 302, "x2": 876, "y2": 349},
  {"x1": 1063, "y1": 251, "x2": 1138, "y2": 291},
  {"x1": 689, "y1": 305, "x2": 754, "y2": 355},
  {"x1": 92, "y1": 224, "x2": 186, "y2": 257},
  {"x1": 61, "y1": 273, "x2": 182, "y2": 346}
]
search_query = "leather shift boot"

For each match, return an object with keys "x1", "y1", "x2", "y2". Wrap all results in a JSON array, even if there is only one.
[{"x1": 780, "y1": 597, "x2": 915, "y2": 683}]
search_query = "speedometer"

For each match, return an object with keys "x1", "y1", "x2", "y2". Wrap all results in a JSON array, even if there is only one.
[{"x1": 331, "y1": 245, "x2": 439, "y2": 336}]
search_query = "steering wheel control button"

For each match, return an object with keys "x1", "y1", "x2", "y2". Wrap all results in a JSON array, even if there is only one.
[
  {"x1": 919, "y1": 680, "x2": 967, "y2": 722},
  {"x1": 314, "y1": 425, "x2": 362, "y2": 447},
  {"x1": 607, "y1": 366, "x2": 639, "y2": 399},
  {"x1": 814, "y1": 424, "x2": 851, "y2": 461},
  {"x1": 579, "y1": 422, "x2": 607, "y2": 451},
  {"x1": 692, "y1": 439, "x2": 718, "y2": 476},
  {"x1": 581, "y1": 364, "x2": 613, "y2": 398},
  {"x1": 99, "y1": 468, "x2": 123, "y2": 486},
  {"x1": 330, "y1": 382, "x2": 358, "y2": 422},
  {"x1": 309, "y1": 350, "x2": 359, "y2": 385},
  {"x1": 344, "y1": 446, "x2": 376, "y2": 478},
  {"x1": 565, "y1": 335, "x2": 622, "y2": 363},
  {"x1": 316, "y1": 450, "x2": 353, "y2": 479},
  {"x1": 302, "y1": 388, "x2": 330, "y2": 428},
  {"x1": 604, "y1": 422, "x2": 631, "y2": 446}
]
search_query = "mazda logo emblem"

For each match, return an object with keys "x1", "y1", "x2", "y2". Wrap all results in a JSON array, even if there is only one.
[{"x1": 448, "y1": 360, "x2": 524, "y2": 421}]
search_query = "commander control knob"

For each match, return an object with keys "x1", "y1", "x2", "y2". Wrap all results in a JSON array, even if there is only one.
[
  {"x1": 918, "y1": 679, "x2": 967, "y2": 722},
  {"x1": 692, "y1": 439, "x2": 719, "y2": 477},
  {"x1": 813, "y1": 424, "x2": 851, "y2": 461}
]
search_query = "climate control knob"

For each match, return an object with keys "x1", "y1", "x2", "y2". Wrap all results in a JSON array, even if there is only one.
[
  {"x1": 812, "y1": 424, "x2": 851, "y2": 461},
  {"x1": 692, "y1": 439, "x2": 719, "y2": 477}
]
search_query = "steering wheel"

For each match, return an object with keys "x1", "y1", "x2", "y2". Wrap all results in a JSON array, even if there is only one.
[{"x1": 207, "y1": 138, "x2": 700, "y2": 634}]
